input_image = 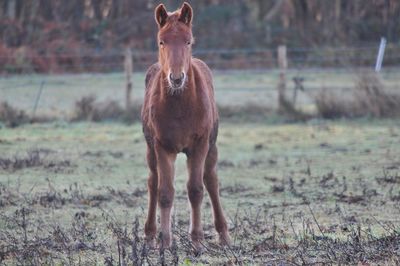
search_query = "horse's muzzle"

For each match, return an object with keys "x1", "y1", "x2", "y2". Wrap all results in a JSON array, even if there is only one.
[{"x1": 169, "y1": 72, "x2": 185, "y2": 89}]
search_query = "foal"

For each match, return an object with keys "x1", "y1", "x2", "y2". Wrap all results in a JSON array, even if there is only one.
[{"x1": 141, "y1": 2, "x2": 230, "y2": 250}]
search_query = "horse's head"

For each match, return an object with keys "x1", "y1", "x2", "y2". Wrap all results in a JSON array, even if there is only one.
[{"x1": 155, "y1": 2, "x2": 193, "y2": 91}]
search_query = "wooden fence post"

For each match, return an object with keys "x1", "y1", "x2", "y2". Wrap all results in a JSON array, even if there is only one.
[
  {"x1": 124, "y1": 47, "x2": 133, "y2": 111},
  {"x1": 277, "y1": 45, "x2": 287, "y2": 111}
]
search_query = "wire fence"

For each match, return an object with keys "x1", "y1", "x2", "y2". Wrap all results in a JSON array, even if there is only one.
[
  {"x1": 0, "y1": 44, "x2": 399, "y2": 119},
  {"x1": 0, "y1": 43, "x2": 400, "y2": 74}
]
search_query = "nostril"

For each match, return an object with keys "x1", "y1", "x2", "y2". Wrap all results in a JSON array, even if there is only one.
[{"x1": 169, "y1": 73, "x2": 185, "y2": 86}]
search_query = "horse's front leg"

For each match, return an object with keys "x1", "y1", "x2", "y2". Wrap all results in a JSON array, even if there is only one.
[
  {"x1": 186, "y1": 139, "x2": 209, "y2": 251},
  {"x1": 155, "y1": 142, "x2": 177, "y2": 249},
  {"x1": 144, "y1": 146, "x2": 158, "y2": 248}
]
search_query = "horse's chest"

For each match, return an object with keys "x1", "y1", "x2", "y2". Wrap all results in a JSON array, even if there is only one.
[{"x1": 151, "y1": 103, "x2": 209, "y2": 152}]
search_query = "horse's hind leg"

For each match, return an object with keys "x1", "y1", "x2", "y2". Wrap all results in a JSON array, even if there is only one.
[
  {"x1": 144, "y1": 146, "x2": 158, "y2": 248},
  {"x1": 203, "y1": 145, "x2": 231, "y2": 245}
]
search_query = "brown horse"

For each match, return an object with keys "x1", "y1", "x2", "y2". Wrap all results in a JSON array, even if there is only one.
[{"x1": 141, "y1": 2, "x2": 230, "y2": 250}]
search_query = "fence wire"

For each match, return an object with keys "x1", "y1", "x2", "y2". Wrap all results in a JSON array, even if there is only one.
[
  {"x1": 0, "y1": 44, "x2": 399, "y2": 74},
  {"x1": 0, "y1": 45, "x2": 399, "y2": 118}
]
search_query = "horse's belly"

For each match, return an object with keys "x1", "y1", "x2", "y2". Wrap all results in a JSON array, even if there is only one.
[
  {"x1": 155, "y1": 122, "x2": 206, "y2": 153},
  {"x1": 158, "y1": 135, "x2": 187, "y2": 153}
]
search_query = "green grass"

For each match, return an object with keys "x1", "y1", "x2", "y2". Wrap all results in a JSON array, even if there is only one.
[
  {"x1": 2, "y1": 119, "x2": 398, "y2": 195},
  {"x1": 0, "y1": 119, "x2": 399, "y2": 264},
  {"x1": 1, "y1": 69, "x2": 400, "y2": 264}
]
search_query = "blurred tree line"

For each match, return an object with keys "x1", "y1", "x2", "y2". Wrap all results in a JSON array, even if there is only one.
[{"x1": 0, "y1": 0, "x2": 398, "y2": 72}]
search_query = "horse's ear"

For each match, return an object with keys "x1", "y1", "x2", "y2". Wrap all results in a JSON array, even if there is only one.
[
  {"x1": 155, "y1": 4, "x2": 168, "y2": 28},
  {"x1": 179, "y1": 2, "x2": 193, "y2": 26}
]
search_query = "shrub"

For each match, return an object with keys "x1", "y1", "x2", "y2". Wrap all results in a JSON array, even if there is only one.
[
  {"x1": 0, "y1": 101, "x2": 29, "y2": 127},
  {"x1": 71, "y1": 95, "x2": 140, "y2": 123}
]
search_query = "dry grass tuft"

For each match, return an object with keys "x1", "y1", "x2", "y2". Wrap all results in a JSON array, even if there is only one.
[
  {"x1": 0, "y1": 149, "x2": 74, "y2": 173},
  {"x1": 315, "y1": 71, "x2": 400, "y2": 119},
  {"x1": 314, "y1": 90, "x2": 355, "y2": 119},
  {"x1": 218, "y1": 105, "x2": 273, "y2": 120},
  {"x1": 72, "y1": 96, "x2": 275, "y2": 124},
  {"x1": 354, "y1": 71, "x2": 400, "y2": 117},
  {"x1": 1, "y1": 185, "x2": 399, "y2": 265},
  {"x1": 71, "y1": 95, "x2": 97, "y2": 121},
  {"x1": 0, "y1": 102, "x2": 56, "y2": 127},
  {"x1": 0, "y1": 101, "x2": 29, "y2": 127},
  {"x1": 71, "y1": 95, "x2": 141, "y2": 123}
]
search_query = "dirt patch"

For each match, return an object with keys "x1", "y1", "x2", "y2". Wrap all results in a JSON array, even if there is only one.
[
  {"x1": 271, "y1": 184, "x2": 285, "y2": 193},
  {"x1": 82, "y1": 150, "x2": 124, "y2": 159}
]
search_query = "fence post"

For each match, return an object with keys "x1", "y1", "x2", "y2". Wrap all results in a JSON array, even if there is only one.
[
  {"x1": 124, "y1": 47, "x2": 133, "y2": 111},
  {"x1": 32, "y1": 80, "x2": 45, "y2": 119},
  {"x1": 277, "y1": 45, "x2": 287, "y2": 110},
  {"x1": 375, "y1": 37, "x2": 386, "y2": 72}
]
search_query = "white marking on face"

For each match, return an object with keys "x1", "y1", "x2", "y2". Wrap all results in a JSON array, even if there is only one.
[{"x1": 166, "y1": 69, "x2": 187, "y2": 94}]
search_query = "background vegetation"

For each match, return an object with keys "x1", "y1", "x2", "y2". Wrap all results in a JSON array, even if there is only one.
[{"x1": 0, "y1": 0, "x2": 399, "y2": 73}]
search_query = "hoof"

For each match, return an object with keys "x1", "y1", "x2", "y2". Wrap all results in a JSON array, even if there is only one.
[
  {"x1": 158, "y1": 232, "x2": 172, "y2": 250},
  {"x1": 192, "y1": 241, "x2": 205, "y2": 256},
  {"x1": 218, "y1": 231, "x2": 231, "y2": 246},
  {"x1": 144, "y1": 223, "x2": 157, "y2": 249},
  {"x1": 145, "y1": 237, "x2": 157, "y2": 249},
  {"x1": 190, "y1": 230, "x2": 205, "y2": 254}
]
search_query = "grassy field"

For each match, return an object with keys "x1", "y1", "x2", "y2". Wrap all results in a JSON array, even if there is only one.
[
  {"x1": 1, "y1": 117, "x2": 400, "y2": 264},
  {"x1": 0, "y1": 69, "x2": 400, "y2": 264}
]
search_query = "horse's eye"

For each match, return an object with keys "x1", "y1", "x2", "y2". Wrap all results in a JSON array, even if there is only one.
[
  {"x1": 187, "y1": 41, "x2": 191, "y2": 45},
  {"x1": 159, "y1": 41, "x2": 164, "y2": 46}
]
